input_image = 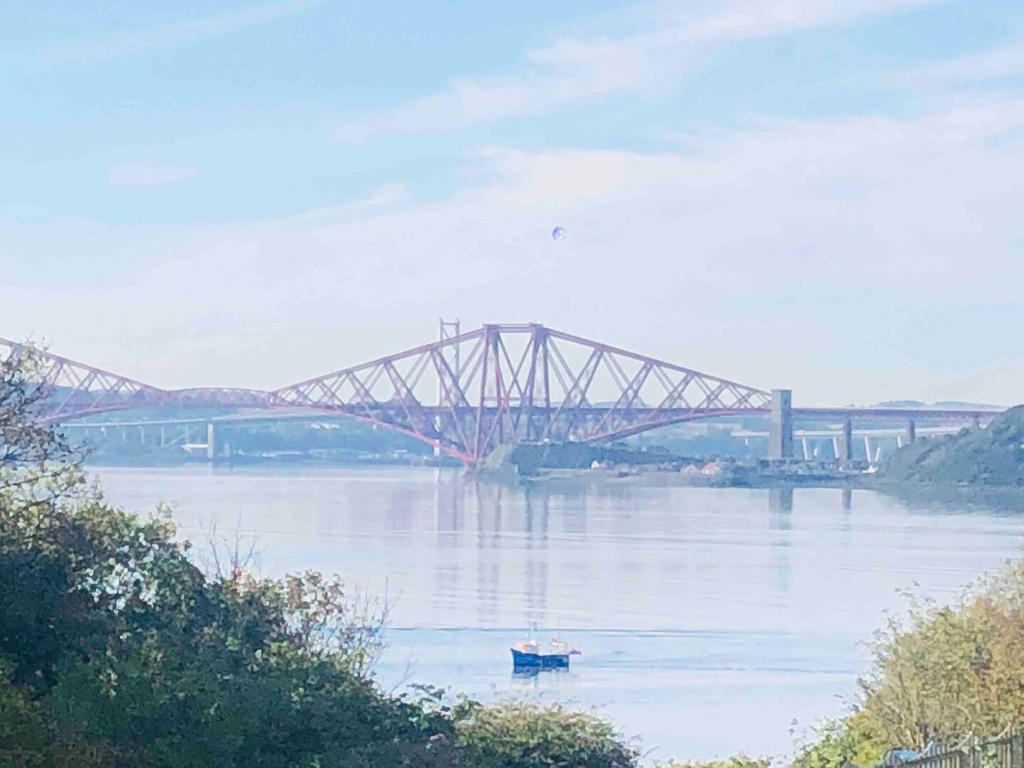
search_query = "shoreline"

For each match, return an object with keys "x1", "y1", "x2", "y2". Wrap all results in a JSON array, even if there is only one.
[{"x1": 83, "y1": 458, "x2": 1024, "y2": 501}]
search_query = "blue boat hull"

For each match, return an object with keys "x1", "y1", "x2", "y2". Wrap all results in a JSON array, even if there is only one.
[{"x1": 511, "y1": 648, "x2": 570, "y2": 669}]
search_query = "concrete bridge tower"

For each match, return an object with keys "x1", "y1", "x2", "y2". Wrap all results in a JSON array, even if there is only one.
[{"x1": 768, "y1": 388, "x2": 793, "y2": 459}]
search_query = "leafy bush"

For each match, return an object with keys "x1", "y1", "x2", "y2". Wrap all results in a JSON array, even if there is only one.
[
  {"x1": 454, "y1": 701, "x2": 637, "y2": 768},
  {"x1": 0, "y1": 487, "x2": 453, "y2": 767},
  {"x1": 793, "y1": 557, "x2": 1024, "y2": 768},
  {"x1": 790, "y1": 713, "x2": 884, "y2": 768},
  {"x1": 857, "y1": 560, "x2": 1024, "y2": 749}
]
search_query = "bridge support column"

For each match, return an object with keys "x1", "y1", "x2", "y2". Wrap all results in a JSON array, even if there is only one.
[
  {"x1": 801, "y1": 437, "x2": 810, "y2": 461},
  {"x1": 768, "y1": 389, "x2": 793, "y2": 460},
  {"x1": 206, "y1": 423, "x2": 216, "y2": 461},
  {"x1": 906, "y1": 418, "x2": 916, "y2": 445},
  {"x1": 836, "y1": 418, "x2": 853, "y2": 462}
]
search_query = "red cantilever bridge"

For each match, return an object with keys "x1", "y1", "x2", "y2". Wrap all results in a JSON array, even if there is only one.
[{"x1": 0, "y1": 323, "x2": 999, "y2": 464}]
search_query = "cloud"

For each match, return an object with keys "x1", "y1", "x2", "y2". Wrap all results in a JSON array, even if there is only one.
[
  {"x1": 333, "y1": 47, "x2": 656, "y2": 143},
  {"x1": 9, "y1": 95, "x2": 1024, "y2": 406},
  {"x1": 13, "y1": 0, "x2": 319, "y2": 69},
  {"x1": 335, "y1": 0, "x2": 941, "y2": 142},
  {"x1": 107, "y1": 160, "x2": 199, "y2": 188}
]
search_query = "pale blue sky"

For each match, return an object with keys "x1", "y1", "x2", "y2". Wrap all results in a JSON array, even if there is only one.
[{"x1": 3, "y1": 0, "x2": 1024, "y2": 404}]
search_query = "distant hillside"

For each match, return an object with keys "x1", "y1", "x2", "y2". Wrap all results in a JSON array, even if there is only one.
[{"x1": 885, "y1": 405, "x2": 1024, "y2": 485}]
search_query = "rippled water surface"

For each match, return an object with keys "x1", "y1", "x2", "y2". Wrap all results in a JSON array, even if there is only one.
[{"x1": 95, "y1": 465, "x2": 1024, "y2": 761}]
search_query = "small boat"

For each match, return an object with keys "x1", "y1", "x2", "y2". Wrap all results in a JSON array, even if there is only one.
[{"x1": 511, "y1": 638, "x2": 581, "y2": 670}]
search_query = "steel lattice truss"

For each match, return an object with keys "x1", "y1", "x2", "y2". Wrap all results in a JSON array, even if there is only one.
[
  {"x1": 0, "y1": 325, "x2": 770, "y2": 463},
  {"x1": 0, "y1": 338, "x2": 275, "y2": 421}
]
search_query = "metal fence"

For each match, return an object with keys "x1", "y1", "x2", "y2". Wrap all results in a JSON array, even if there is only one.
[{"x1": 900, "y1": 735, "x2": 1024, "y2": 768}]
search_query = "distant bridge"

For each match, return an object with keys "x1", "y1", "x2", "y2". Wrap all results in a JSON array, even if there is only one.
[
  {"x1": 0, "y1": 323, "x2": 1003, "y2": 464},
  {"x1": 733, "y1": 425, "x2": 967, "y2": 463}
]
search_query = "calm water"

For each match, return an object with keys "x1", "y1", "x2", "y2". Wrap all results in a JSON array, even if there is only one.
[{"x1": 95, "y1": 465, "x2": 1024, "y2": 762}]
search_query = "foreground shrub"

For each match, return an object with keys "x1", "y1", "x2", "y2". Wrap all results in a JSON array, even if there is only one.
[
  {"x1": 858, "y1": 559, "x2": 1024, "y2": 749},
  {"x1": 794, "y1": 557, "x2": 1024, "y2": 768},
  {"x1": 0, "y1": 488, "x2": 453, "y2": 767},
  {"x1": 454, "y1": 701, "x2": 637, "y2": 768},
  {"x1": 790, "y1": 713, "x2": 884, "y2": 768}
]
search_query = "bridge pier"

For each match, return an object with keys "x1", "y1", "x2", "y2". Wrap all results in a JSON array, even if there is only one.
[
  {"x1": 906, "y1": 418, "x2": 916, "y2": 445},
  {"x1": 833, "y1": 418, "x2": 853, "y2": 462},
  {"x1": 768, "y1": 389, "x2": 793, "y2": 460},
  {"x1": 206, "y1": 422, "x2": 216, "y2": 460}
]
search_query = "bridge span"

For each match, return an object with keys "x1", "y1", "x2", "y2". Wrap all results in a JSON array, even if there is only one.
[{"x1": 0, "y1": 323, "x2": 1002, "y2": 464}]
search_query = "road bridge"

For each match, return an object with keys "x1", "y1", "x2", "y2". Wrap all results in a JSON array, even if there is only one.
[
  {"x1": 734, "y1": 424, "x2": 969, "y2": 462},
  {"x1": 0, "y1": 323, "x2": 1003, "y2": 464}
]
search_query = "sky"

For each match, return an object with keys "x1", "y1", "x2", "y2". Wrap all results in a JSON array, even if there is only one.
[{"x1": 2, "y1": 0, "x2": 1024, "y2": 406}]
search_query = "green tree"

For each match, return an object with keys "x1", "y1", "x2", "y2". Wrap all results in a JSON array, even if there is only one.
[
  {"x1": 0, "y1": 342, "x2": 81, "y2": 502},
  {"x1": 858, "y1": 561, "x2": 1024, "y2": 748},
  {"x1": 792, "y1": 558, "x2": 1024, "y2": 768}
]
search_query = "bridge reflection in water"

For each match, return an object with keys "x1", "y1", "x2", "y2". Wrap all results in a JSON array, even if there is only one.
[{"x1": 425, "y1": 473, "x2": 866, "y2": 630}]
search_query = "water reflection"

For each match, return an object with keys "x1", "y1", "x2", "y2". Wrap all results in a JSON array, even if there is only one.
[
  {"x1": 414, "y1": 476, "x2": 879, "y2": 632},
  {"x1": 523, "y1": 487, "x2": 550, "y2": 539},
  {"x1": 474, "y1": 483, "x2": 502, "y2": 626},
  {"x1": 510, "y1": 666, "x2": 573, "y2": 684},
  {"x1": 433, "y1": 470, "x2": 463, "y2": 621},
  {"x1": 769, "y1": 486, "x2": 794, "y2": 516}
]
